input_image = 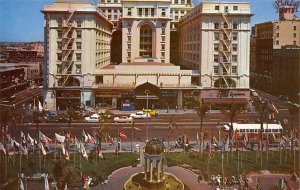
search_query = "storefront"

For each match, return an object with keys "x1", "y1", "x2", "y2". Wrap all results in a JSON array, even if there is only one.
[
  {"x1": 95, "y1": 90, "x2": 122, "y2": 109},
  {"x1": 56, "y1": 89, "x2": 81, "y2": 110}
]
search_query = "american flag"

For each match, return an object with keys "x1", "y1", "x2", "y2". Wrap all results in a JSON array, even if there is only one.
[{"x1": 268, "y1": 101, "x2": 279, "y2": 114}]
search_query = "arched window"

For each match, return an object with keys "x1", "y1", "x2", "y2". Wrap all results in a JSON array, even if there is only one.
[
  {"x1": 140, "y1": 24, "x2": 152, "y2": 58},
  {"x1": 214, "y1": 22, "x2": 219, "y2": 29}
]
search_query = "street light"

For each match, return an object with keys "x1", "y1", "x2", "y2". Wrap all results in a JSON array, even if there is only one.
[{"x1": 145, "y1": 89, "x2": 150, "y2": 142}]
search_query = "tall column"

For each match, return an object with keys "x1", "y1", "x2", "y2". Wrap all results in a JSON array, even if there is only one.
[
  {"x1": 144, "y1": 157, "x2": 147, "y2": 179},
  {"x1": 156, "y1": 159, "x2": 160, "y2": 181},
  {"x1": 150, "y1": 160, "x2": 153, "y2": 182},
  {"x1": 161, "y1": 159, "x2": 164, "y2": 179},
  {"x1": 178, "y1": 90, "x2": 183, "y2": 109}
]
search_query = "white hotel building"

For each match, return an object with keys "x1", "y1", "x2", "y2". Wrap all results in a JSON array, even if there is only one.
[{"x1": 43, "y1": 0, "x2": 251, "y2": 111}]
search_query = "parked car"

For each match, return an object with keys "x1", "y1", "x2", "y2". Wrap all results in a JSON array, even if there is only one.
[
  {"x1": 85, "y1": 114, "x2": 100, "y2": 123},
  {"x1": 143, "y1": 109, "x2": 158, "y2": 116},
  {"x1": 278, "y1": 95, "x2": 289, "y2": 101},
  {"x1": 250, "y1": 89, "x2": 258, "y2": 97},
  {"x1": 130, "y1": 111, "x2": 150, "y2": 119},
  {"x1": 113, "y1": 116, "x2": 133, "y2": 123}
]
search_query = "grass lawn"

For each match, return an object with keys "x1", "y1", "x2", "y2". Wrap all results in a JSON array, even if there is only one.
[
  {"x1": 0, "y1": 152, "x2": 139, "y2": 189},
  {"x1": 165, "y1": 150, "x2": 299, "y2": 180}
]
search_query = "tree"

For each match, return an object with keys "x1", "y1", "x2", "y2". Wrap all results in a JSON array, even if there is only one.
[
  {"x1": 252, "y1": 98, "x2": 268, "y2": 168},
  {"x1": 97, "y1": 110, "x2": 112, "y2": 151},
  {"x1": 193, "y1": 92, "x2": 211, "y2": 154},
  {"x1": 226, "y1": 103, "x2": 244, "y2": 152}
]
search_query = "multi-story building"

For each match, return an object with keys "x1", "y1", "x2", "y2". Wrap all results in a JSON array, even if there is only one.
[
  {"x1": 251, "y1": 0, "x2": 300, "y2": 92},
  {"x1": 42, "y1": 0, "x2": 113, "y2": 110},
  {"x1": 98, "y1": 0, "x2": 193, "y2": 65},
  {"x1": 272, "y1": 47, "x2": 300, "y2": 103},
  {"x1": 178, "y1": 2, "x2": 252, "y2": 105}
]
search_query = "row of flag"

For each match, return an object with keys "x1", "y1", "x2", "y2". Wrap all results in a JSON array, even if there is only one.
[{"x1": 0, "y1": 129, "x2": 128, "y2": 160}]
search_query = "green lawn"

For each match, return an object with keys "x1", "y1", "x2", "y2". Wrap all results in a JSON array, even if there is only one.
[
  {"x1": 165, "y1": 150, "x2": 299, "y2": 180},
  {"x1": 0, "y1": 152, "x2": 139, "y2": 189}
]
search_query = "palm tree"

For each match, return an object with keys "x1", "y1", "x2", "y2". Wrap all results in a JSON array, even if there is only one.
[
  {"x1": 97, "y1": 110, "x2": 112, "y2": 151},
  {"x1": 226, "y1": 103, "x2": 244, "y2": 152},
  {"x1": 193, "y1": 92, "x2": 211, "y2": 154},
  {"x1": 252, "y1": 98, "x2": 268, "y2": 168}
]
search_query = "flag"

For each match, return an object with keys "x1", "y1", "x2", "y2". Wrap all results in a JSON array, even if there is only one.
[
  {"x1": 119, "y1": 132, "x2": 127, "y2": 139},
  {"x1": 21, "y1": 131, "x2": 26, "y2": 146},
  {"x1": 40, "y1": 143, "x2": 47, "y2": 156},
  {"x1": 55, "y1": 133, "x2": 66, "y2": 144},
  {"x1": 75, "y1": 137, "x2": 80, "y2": 150},
  {"x1": 82, "y1": 130, "x2": 88, "y2": 143},
  {"x1": 244, "y1": 133, "x2": 248, "y2": 147},
  {"x1": 42, "y1": 174, "x2": 50, "y2": 190},
  {"x1": 87, "y1": 133, "x2": 95, "y2": 144},
  {"x1": 0, "y1": 142, "x2": 6, "y2": 155},
  {"x1": 13, "y1": 140, "x2": 20, "y2": 149},
  {"x1": 268, "y1": 101, "x2": 279, "y2": 114},
  {"x1": 38, "y1": 101, "x2": 43, "y2": 112},
  {"x1": 19, "y1": 178, "x2": 24, "y2": 190},
  {"x1": 80, "y1": 142, "x2": 88, "y2": 159},
  {"x1": 27, "y1": 133, "x2": 34, "y2": 146},
  {"x1": 39, "y1": 131, "x2": 52, "y2": 148},
  {"x1": 22, "y1": 146, "x2": 28, "y2": 155}
]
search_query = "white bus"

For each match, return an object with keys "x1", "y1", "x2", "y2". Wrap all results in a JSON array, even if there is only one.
[{"x1": 223, "y1": 123, "x2": 283, "y2": 134}]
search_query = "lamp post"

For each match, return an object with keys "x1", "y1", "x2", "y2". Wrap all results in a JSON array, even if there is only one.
[
  {"x1": 131, "y1": 118, "x2": 135, "y2": 153},
  {"x1": 145, "y1": 90, "x2": 150, "y2": 142}
]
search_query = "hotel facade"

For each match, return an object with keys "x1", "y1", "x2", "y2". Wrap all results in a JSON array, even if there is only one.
[{"x1": 43, "y1": 0, "x2": 251, "y2": 111}]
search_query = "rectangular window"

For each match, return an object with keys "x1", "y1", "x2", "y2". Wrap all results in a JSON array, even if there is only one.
[
  {"x1": 138, "y1": 8, "x2": 142, "y2": 16},
  {"x1": 233, "y1": 23, "x2": 238, "y2": 29},
  {"x1": 76, "y1": 65, "x2": 81, "y2": 74},
  {"x1": 277, "y1": 26, "x2": 279, "y2": 30},
  {"x1": 294, "y1": 26, "x2": 296, "y2": 30},
  {"x1": 214, "y1": 55, "x2": 219, "y2": 62},
  {"x1": 128, "y1": 8, "x2": 131, "y2": 16},
  {"x1": 77, "y1": 20, "x2": 82, "y2": 27},
  {"x1": 57, "y1": 30, "x2": 62, "y2": 38},
  {"x1": 293, "y1": 41, "x2": 296, "y2": 45},
  {"x1": 77, "y1": 30, "x2": 82, "y2": 38},
  {"x1": 276, "y1": 40, "x2": 279, "y2": 45},
  {"x1": 76, "y1": 42, "x2": 81, "y2": 50},
  {"x1": 214, "y1": 66, "x2": 219, "y2": 74},
  {"x1": 114, "y1": 15, "x2": 117, "y2": 20},
  {"x1": 233, "y1": 6, "x2": 238, "y2": 10},
  {"x1": 276, "y1": 33, "x2": 279, "y2": 37},
  {"x1": 128, "y1": 36, "x2": 131, "y2": 42},
  {"x1": 232, "y1": 66, "x2": 237, "y2": 74},
  {"x1": 151, "y1": 8, "x2": 155, "y2": 16},
  {"x1": 161, "y1": 36, "x2": 165, "y2": 42},
  {"x1": 162, "y1": 9, "x2": 166, "y2": 17},
  {"x1": 161, "y1": 44, "x2": 165, "y2": 50},
  {"x1": 214, "y1": 32, "x2": 219, "y2": 40},
  {"x1": 162, "y1": 28, "x2": 165, "y2": 35},
  {"x1": 293, "y1": 33, "x2": 296, "y2": 37},
  {"x1": 161, "y1": 52, "x2": 165, "y2": 57},
  {"x1": 128, "y1": 44, "x2": 131, "y2": 50},
  {"x1": 232, "y1": 55, "x2": 237, "y2": 62},
  {"x1": 214, "y1": 44, "x2": 219, "y2": 51},
  {"x1": 215, "y1": 6, "x2": 219, "y2": 10},
  {"x1": 76, "y1": 53, "x2": 81, "y2": 61},
  {"x1": 57, "y1": 53, "x2": 62, "y2": 61},
  {"x1": 181, "y1": 0, "x2": 185, "y2": 4},
  {"x1": 233, "y1": 32, "x2": 238, "y2": 40},
  {"x1": 96, "y1": 75, "x2": 103, "y2": 84},
  {"x1": 162, "y1": 21, "x2": 165, "y2": 27},
  {"x1": 175, "y1": 0, "x2": 178, "y2": 3},
  {"x1": 232, "y1": 44, "x2": 237, "y2": 51},
  {"x1": 127, "y1": 52, "x2": 131, "y2": 57},
  {"x1": 57, "y1": 42, "x2": 62, "y2": 50},
  {"x1": 145, "y1": 9, "x2": 149, "y2": 16},
  {"x1": 57, "y1": 19, "x2": 62, "y2": 27}
]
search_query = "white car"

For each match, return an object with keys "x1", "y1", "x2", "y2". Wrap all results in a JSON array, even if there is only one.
[
  {"x1": 113, "y1": 116, "x2": 133, "y2": 123},
  {"x1": 130, "y1": 111, "x2": 151, "y2": 119},
  {"x1": 85, "y1": 114, "x2": 100, "y2": 123}
]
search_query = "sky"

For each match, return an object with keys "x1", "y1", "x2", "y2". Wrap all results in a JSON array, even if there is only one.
[{"x1": 0, "y1": 0, "x2": 299, "y2": 42}]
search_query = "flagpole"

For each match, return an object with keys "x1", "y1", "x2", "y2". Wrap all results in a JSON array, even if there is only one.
[{"x1": 19, "y1": 153, "x2": 22, "y2": 173}]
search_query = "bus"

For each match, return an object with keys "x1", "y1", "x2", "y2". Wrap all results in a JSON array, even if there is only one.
[{"x1": 223, "y1": 123, "x2": 283, "y2": 134}]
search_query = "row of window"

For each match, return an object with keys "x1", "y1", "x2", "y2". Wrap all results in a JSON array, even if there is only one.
[
  {"x1": 213, "y1": 54, "x2": 238, "y2": 63},
  {"x1": 57, "y1": 53, "x2": 82, "y2": 61},
  {"x1": 57, "y1": 19, "x2": 82, "y2": 27},
  {"x1": 57, "y1": 30, "x2": 81, "y2": 39},
  {"x1": 213, "y1": 66, "x2": 237, "y2": 74},
  {"x1": 275, "y1": 32, "x2": 297, "y2": 38},
  {"x1": 214, "y1": 43, "x2": 238, "y2": 51},
  {"x1": 276, "y1": 25, "x2": 297, "y2": 31}
]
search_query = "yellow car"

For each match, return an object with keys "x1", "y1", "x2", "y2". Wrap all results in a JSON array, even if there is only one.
[{"x1": 142, "y1": 109, "x2": 158, "y2": 116}]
